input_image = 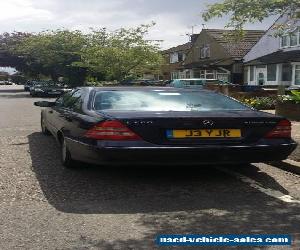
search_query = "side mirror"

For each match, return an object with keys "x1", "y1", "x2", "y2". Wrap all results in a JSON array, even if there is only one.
[{"x1": 34, "y1": 101, "x2": 55, "y2": 107}]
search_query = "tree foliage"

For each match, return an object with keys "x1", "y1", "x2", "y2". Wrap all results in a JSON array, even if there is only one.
[
  {"x1": 0, "y1": 23, "x2": 162, "y2": 85},
  {"x1": 76, "y1": 23, "x2": 163, "y2": 81},
  {"x1": 202, "y1": 0, "x2": 300, "y2": 37},
  {"x1": 0, "y1": 32, "x2": 33, "y2": 73},
  {"x1": 12, "y1": 30, "x2": 87, "y2": 85}
]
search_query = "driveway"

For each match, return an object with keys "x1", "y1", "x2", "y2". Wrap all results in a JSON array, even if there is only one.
[{"x1": 0, "y1": 85, "x2": 300, "y2": 249}]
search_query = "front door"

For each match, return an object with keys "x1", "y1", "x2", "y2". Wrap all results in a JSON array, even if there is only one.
[{"x1": 256, "y1": 66, "x2": 267, "y2": 86}]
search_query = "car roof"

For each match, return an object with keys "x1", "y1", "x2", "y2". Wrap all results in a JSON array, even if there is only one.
[{"x1": 82, "y1": 86, "x2": 218, "y2": 93}]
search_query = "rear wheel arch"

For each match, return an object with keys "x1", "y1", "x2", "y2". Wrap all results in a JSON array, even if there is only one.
[{"x1": 58, "y1": 131, "x2": 78, "y2": 168}]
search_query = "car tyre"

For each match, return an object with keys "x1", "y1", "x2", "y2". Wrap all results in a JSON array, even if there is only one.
[
  {"x1": 61, "y1": 137, "x2": 77, "y2": 168},
  {"x1": 41, "y1": 116, "x2": 51, "y2": 135}
]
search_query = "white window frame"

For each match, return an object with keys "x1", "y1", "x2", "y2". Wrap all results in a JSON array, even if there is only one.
[
  {"x1": 170, "y1": 52, "x2": 179, "y2": 64},
  {"x1": 200, "y1": 47, "x2": 205, "y2": 58},
  {"x1": 205, "y1": 45, "x2": 211, "y2": 58},
  {"x1": 200, "y1": 45, "x2": 210, "y2": 58},
  {"x1": 292, "y1": 63, "x2": 300, "y2": 85},
  {"x1": 267, "y1": 64, "x2": 277, "y2": 82},
  {"x1": 171, "y1": 71, "x2": 179, "y2": 80},
  {"x1": 280, "y1": 27, "x2": 300, "y2": 48}
]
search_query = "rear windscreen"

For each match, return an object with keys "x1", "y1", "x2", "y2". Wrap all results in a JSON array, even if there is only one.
[{"x1": 93, "y1": 90, "x2": 250, "y2": 111}]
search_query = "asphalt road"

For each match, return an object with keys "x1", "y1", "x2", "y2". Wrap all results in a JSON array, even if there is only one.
[{"x1": 0, "y1": 85, "x2": 300, "y2": 250}]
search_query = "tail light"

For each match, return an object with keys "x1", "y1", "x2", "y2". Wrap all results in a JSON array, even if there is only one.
[
  {"x1": 85, "y1": 120, "x2": 141, "y2": 140},
  {"x1": 265, "y1": 119, "x2": 291, "y2": 139}
]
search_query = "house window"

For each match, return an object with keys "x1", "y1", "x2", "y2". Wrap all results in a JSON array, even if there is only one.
[
  {"x1": 178, "y1": 52, "x2": 185, "y2": 62},
  {"x1": 205, "y1": 45, "x2": 211, "y2": 58},
  {"x1": 250, "y1": 66, "x2": 254, "y2": 81},
  {"x1": 193, "y1": 69, "x2": 200, "y2": 78},
  {"x1": 200, "y1": 70, "x2": 205, "y2": 78},
  {"x1": 281, "y1": 35, "x2": 289, "y2": 48},
  {"x1": 216, "y1": 69, "x2": 230, "y2": 82},
  {"x1": 184, "y1": 70, "x2": 191, "y2": 79},
  {"x1": 267, "y1": 64, "x2": 277, "y2": 81},
  {"x1": 290, "y1": 32, "x2": 298, "y2": 46},
  {"x1": 282, "y1": 63, "x2": 292, "y2": 81},
  {"x1": 197, "y1": 69, "x2": 216, "y2": 79},
  {"x1": 200, "y1": 45, "x2": 210, "y2": 58},
  {"x1": 171, "y1": 71, "x2": 179, "y2": 79},
  {"x1": 295, "y1": 65, "x2": 300, "y2": 85},
  {"x1": 205, "y1": 70, "x2": 215, "y2": 79},
  {"x1": 244, "y1": 67, "x2": 248, "y2": 83},
  {"x1": 170, "y1": 53, "x2": 178, "y2": 63},
  {"x1": 217, "y1": 74, "x2": 229, "y2": 82},
  {"x1": 200, "y1": 47, "x2": 205, "y2": 58},
  {"x1": 280, "y1": 28, "x2": 300, "y2": 48}
]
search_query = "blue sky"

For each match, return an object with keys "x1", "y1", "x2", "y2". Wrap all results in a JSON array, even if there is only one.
[{"x1": 1, "y1": 0, "x2": 277, "y2": 49}]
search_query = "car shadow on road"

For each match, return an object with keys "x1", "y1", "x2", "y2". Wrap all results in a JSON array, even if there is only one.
[{"x1": 27, "y1": 132, "x2": 300, "y2": 249}]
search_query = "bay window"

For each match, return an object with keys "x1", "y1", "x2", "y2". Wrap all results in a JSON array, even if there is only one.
[
  {"x1": 205, "y1": 70, "x2": 215, "y2": 79},
  {"x1": 250, "y1": 66, "x2": 254, "y2": 81},
  {"x1": 267, "y1": 64, "x2": 277, "y2": 81},
  {"x1": 295, "y1": 65, "x2": 300, "y2": 85},
  {"x1": 282, "y1": 63, "x2": 292, "y2": 81}
]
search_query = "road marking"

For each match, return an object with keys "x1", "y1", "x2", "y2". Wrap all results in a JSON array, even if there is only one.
[{"x1": 215, "y1": 166, "x2": 300, "y2": 204}]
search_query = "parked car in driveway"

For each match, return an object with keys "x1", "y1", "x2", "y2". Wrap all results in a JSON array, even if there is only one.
[
  {"x1": 24, "y1": 80, "x2": 33, "y2": 91},
  {"x1": 0, "y1": 80, "x2": 12, "y2": 85},
  {"x1": 34, "y1": 87, "x2": 297, "y2": 168},
  {"x1": 30, "y1": 81, "x2": 71, "y2": 97}
]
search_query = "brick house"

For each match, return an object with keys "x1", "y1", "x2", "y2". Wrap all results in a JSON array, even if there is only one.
[
  {"x1": 182, "y1": 29, "x2": 265, "y2": 84},
  {"x1": 161, "y1": 34, "x2": 199, "y2": 80}
]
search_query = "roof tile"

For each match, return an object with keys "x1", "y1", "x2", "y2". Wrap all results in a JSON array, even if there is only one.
[{"x1": 205, "y1": 29, "x2": 265, "y2": 59}]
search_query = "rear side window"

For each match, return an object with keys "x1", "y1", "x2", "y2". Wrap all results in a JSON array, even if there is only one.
[
  {"x1": 55, "y1": 89, "x2": 83, "y2": 111},
  {"x1": 93, "y1": 90, "x2": 250, "y2": 112}
]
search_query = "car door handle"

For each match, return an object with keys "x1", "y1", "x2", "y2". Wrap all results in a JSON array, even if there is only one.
[{"x1": 48, "y1": 110, "x2": 53, "y2": 114}]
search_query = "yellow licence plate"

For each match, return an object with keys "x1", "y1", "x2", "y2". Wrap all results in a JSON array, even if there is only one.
[{"x1": 167, "y1": 129, "x2": 241, "y2": 138}]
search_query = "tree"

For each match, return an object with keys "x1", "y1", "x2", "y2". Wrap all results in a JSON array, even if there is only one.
[
  {"x1": 1, "y1": 24, "x2": 162, "y2": 85},
  {"x1": 13, "y1": 30, "x2": 87, "y2": 86},
  {"x1": 202, "y1": 0, "x2": 300, "y2": 37},
  {"x1": 76, "y1": 24, "x2": 163, "y2": 81},
  {"x1": 0, "y1": 32, "x2": 35, "y2": 75}
]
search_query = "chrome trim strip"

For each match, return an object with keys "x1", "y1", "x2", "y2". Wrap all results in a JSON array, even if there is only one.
[{"x1": 102, "y1": 143, "x2": 297, "y2": 150}]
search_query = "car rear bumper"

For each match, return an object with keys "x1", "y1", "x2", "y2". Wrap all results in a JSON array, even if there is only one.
[{"x1": 67, "y1": 138, "x2": 298, "y2": 165}]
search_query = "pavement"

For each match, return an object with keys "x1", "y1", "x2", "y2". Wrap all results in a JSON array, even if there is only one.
[{"x1": 0, "y1": 85, "x2": 300, "y2": 250}]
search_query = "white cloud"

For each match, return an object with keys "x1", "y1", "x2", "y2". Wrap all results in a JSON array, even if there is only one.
[
  {"x1": 0, "y1": 0, "x2": 54, "y2": 22},
  {"x1": 0, "y1": 0, "x2": 275, "y2": 49}
]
